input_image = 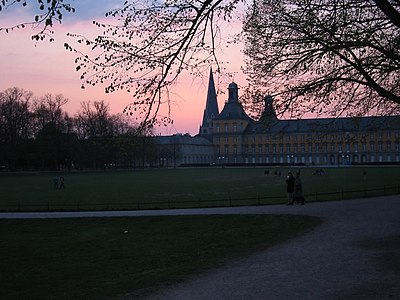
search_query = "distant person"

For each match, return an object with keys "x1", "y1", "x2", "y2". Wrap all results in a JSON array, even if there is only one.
[
  {"x1": 286, "y1": 172, "x2": 295, "y2": 205},
  {"x1": 53, "y1": 177, "x2": 59, "y2": 189},
  {"x1": 293, "y1": 171, "x2": 305, "y2": 205},
  {"x1": 59, "y1": 176, "x2": 65, "y2": 189}
]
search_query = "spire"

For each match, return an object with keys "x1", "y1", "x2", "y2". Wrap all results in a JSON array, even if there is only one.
[
  {"x1": 204, "y1": 68, "x2": 219, "y2": 120},
  {"x1": 199, "y1": 68, "x2": 219, "y2": 136}
]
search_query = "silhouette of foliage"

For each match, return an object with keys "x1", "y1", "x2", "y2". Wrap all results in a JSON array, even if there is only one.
[
  {"x1": 64, "y1": 0, "x2": 240, "y2": 129},
  {"x1": 1, "y1": 0, "x2": 399, "y2": 124},
  {"x1": 0, "y1": 87, "x2": 154, "y2": 170},
  {"x1": 0, "y1": 0, "x2": 75, "y2": 42},
  {"x1": 242, "y1": 0, "x2": 400, "y2": 119}
]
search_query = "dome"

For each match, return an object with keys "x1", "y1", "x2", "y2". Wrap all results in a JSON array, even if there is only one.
[{"x1": 228, "y1": 82, "x2": 238, "y2": 89}]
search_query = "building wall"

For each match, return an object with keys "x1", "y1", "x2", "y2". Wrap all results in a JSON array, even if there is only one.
[
  {"x1": 212, "y1": 119, "x2": 250, "y2": 164},
  {"x1": 212, "y1": 123, "x2": 400, "y2": 165}
]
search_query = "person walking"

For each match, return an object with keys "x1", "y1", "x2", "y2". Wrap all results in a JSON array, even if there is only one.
[
  {"x1": 59, "y1": 176, "x2": 65, "y2": 189},
  {"x1": 53, "y1": 177, "x2": 59, "y2": 189},
  {"x1": 293, "y1": 171, "x2": 305, "y2": 205},
  {"x1": 286, "y1": 171, "x2": 295, "y2": 205}
]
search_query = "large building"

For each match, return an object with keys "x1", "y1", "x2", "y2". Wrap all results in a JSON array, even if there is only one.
[{"x1": 157, "y1": 70, "x2": 400, "y2": 166}]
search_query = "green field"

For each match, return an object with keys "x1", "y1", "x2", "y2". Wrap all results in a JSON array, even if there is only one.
[
  {"x1": 0, "y1": 215, "x2": 321, "y2": 300},
  {"x1": 0, "y1": 166, "x2": 399, "y2": 211}
]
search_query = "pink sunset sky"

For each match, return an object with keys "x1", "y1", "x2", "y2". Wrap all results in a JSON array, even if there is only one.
[{"x1": 0, "y1": 1, "x2": 246, "y2": 135}]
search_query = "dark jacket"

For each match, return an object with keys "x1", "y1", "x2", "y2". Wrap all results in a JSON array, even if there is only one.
[{"x1": 286, "y1": 175, "x2": 295, "y2": 193}]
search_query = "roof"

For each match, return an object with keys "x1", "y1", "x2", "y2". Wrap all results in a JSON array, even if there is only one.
[
  {"x1": 201, "y1": 68, "x2": 219, "y2": 125},
  {"x1": 215, "y1": 101, "x2": 252, "y2": 121},
  {"x1": 215, "y1": 81, "x2": 252, "y2": 121},
  {"x1": 245, "y1": 115, "x2": 400, "y2": 134}
]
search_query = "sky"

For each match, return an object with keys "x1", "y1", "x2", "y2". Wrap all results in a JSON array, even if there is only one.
[{"x1": 0, "y1": 0, "x2": 246, "y2": 135}]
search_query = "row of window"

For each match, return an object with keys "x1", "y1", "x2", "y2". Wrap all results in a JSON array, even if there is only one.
[
  {"x1": 217, "y1": 142, "x2": 400, "y2": 155},
  {"x1": 221, "y1": 154, "x2": 400, "y2": 164},
  {"x1": 215, "y1": 131, "x2": 400, "y2": 143}
]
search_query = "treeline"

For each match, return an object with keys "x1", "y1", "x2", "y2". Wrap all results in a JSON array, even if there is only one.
[{"x1": 0, "y1": 87, "x2": 156, "y2": 171}]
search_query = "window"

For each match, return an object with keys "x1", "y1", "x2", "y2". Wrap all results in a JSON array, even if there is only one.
[
  {"x1": 370, "y1": 132, "x2": 375, "y2": 140},
  {"x1": 265, "y1": 144, "x2": 270, "y2": 153},
  {"x1": 370, "y1": 142, "x2": 375, "y2": 152},
  {"x1": 224, "y1": 123, "x2": 228, "y2": 133},
  {"x1": 272, "y1": 144, "x2": 277, "y2": 153},
  {"x1": 233, "y1": 123, "x2": 237, "y2": 132},
  {"x1": 258, "y1": 144, "x2": 263, "y2": 154},
  {"x1": 286, "y1": 144, "x2": 291, "y2": 153}
]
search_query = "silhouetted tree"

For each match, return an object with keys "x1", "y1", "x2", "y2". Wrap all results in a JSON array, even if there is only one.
[
  {"x1": 2, "y1": 1, "x2": 399, "y2": 122},
  {"x1": 0, "y1": 0, "x2": 75, "y2": 42},
  {"x1": 32, "y1": 93, "x2": 70, "y2": 133},
  {"x1": 0, "y1": 87, "x2": 34, "y2": 169},
  {"x1": 35, "y1": 122, "x2": 65, "y2": 170},
  {"x1": 242, "y1": 0, "x2": 400, "y2": 119},
  {"x1": 64, "y1": 0, "x2": 238, "y2": 128}
]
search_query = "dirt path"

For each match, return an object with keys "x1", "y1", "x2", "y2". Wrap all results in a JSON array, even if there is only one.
[{"x1": 144, "y1": 195, "x2": 400, "y2": 300}]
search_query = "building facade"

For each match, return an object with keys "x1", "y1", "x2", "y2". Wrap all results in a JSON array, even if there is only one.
[
  {"x1": 154, "y1": 134, "x2": 214, "y2": 167},
  {"x1": 198, "y1": 71, "x2": 400, "y2": 166}
]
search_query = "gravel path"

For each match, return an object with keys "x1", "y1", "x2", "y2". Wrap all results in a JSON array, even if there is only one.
[{"x1": 1, "y1": 195, "x2": 399, "y2": 299}]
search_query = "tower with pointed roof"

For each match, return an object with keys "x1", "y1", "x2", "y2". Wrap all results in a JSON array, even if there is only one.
[{"x1": 199, "y1": 68, "x2": 219, "y2": 139}]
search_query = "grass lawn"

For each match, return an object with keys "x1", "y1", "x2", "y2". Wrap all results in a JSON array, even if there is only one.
[
  {"x1": 0, "y1": 166, "x2": 399, "y2": 211},
  {"x1": 0, "y1": 215, "x2": 321, "y2": 299}
]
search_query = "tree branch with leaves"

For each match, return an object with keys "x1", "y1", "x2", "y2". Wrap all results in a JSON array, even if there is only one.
[
  {"x1": 64, "y1": 0, "x2": 240, "y2": 129},
  {"x1": 0, "y1": 0, "x2": 75, "y2": 41},
  {"x1": 242, "y1": 0, "x2": 400, "y2": 119}
]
